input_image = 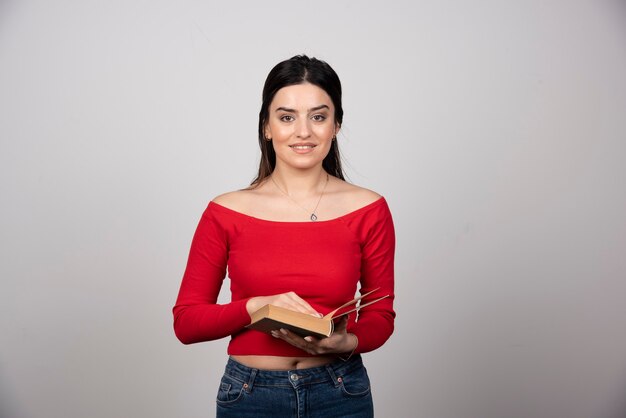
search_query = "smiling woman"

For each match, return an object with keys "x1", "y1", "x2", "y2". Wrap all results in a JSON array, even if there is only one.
[
  {"x1": 172, "y1": 55, "x2": 396, "y2": 418},
  {"x1": 264, "y1": 83, "x2": 337, "y2": 173}
]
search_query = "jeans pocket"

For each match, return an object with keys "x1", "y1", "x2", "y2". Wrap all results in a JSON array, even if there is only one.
[
  {"x1": 338, "y1": 365, "x2": 371, "y2": 397},
  {"x1": 215, "y1": 375, "x2": 246, "y2": 405}
]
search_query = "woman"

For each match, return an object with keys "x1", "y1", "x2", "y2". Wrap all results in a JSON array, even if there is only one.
[{"x1": 173, "y1": 55, "x2": 395, "y2": 417}]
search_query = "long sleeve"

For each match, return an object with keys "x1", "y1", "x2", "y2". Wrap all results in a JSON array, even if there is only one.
[
  {"x1": 173, "y1": 198, "x2": 395, "y2": 355},
  {"x1": 346, "y1": 201, "x2": 396, "y2": 353},
  {"x1": 172, "y1": 207, "x2": 251, "y2": 344}
]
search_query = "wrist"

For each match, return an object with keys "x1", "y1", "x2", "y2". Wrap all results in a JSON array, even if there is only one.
[
  {"x1": 246, "y1": 297, "x2": 264, "y2": 315},
  {"x1": 339, "y1": 333, "x2": 358, "y2": 361},
  {"x1": 346, "y1": 333, "x2": 358, "y2": 351}
]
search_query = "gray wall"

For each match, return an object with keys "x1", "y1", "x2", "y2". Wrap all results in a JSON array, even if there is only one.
[{"x1": 1, "y1": 1, "x2": 625, "y2": 417}]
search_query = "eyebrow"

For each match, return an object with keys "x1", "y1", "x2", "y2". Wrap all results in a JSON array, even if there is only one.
[{"x1": 274, "y1": 104, "x2": 330, "y2": 113}]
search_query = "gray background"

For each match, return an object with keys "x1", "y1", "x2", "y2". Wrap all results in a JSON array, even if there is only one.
[{"x1": 1, "y1": 1, "x2": 625, "y2": 417}]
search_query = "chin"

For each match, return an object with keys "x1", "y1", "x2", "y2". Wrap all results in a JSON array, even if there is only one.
[
  {"x1": 277, "y1": 155, "x2": 326, "y2": 170},
  {"x1": 291, "y1": 162, "x2": 324, "y2": 170}
]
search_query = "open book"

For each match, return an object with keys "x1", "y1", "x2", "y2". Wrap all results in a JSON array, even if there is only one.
[{"x1": 246, "y1": 288, "x2": 389, "y2": 339}]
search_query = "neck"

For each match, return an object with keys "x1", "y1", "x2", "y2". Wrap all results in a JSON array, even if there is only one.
[{"x1": 270, "y1": 166, "x2": 327, "y2": 198}]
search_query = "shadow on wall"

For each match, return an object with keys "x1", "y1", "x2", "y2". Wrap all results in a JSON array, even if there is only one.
[
  {"x1": 0, "y1": 370, "x2": 21, "y2": 418},
  {"x1": 612, "y1": 389, "x2": 626, "y2": 418},
  {"x1": 0, "y1": 0, "x2": 18, "y2": 26},
  {"x1": 613, "y1": 0, "x2": 626, "y2": 30}
]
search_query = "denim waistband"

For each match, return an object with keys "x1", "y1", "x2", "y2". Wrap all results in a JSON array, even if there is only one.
[{"x1": 223, "y1": 355, "x2": 364, "y2": 389}]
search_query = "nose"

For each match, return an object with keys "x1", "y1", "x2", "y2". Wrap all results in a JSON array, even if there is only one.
[{"x1": 296, "y1": 118, "x2": 311, "y2": 138}]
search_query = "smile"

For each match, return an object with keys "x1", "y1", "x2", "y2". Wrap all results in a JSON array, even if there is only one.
[{"x1": 289, "y1": 144, "x2": 316, "y2": 150}]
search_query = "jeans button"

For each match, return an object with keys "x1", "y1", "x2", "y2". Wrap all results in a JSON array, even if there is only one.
[{"x1": 290, "y1": 373, "x2": 299, "y2": 381}]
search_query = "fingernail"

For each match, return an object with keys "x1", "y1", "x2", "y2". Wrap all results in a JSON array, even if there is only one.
[
  {"x1": 280, "y1": 328, "x2": 288, "y2": 335},
  {"x1": 304, "y1": 336, "x2": 313, "y2": 342},
  {"x1": 271, "y1": 331, "x2": 279, "y2": 338}
]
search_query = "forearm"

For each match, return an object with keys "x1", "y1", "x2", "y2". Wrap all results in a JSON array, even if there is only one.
[
  {"x1": 347, "y1": 305, "x2": 395, "y2": 353},
  {"x1": 173, "y1": 298, "x2": 251, "y2": 344}
]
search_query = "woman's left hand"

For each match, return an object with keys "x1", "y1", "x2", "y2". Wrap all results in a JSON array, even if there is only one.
[{"x1": 270, "y1": 316, "x2": 357, "y2": 355}]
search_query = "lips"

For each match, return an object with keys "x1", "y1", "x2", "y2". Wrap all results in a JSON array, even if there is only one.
[{"x1": 289, "y1": 143, "x2": 317, "y2": 150}]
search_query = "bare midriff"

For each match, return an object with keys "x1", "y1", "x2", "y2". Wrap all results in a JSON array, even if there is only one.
[{"x1": 230, "y1": 355, "x2": 337, "y2": 371}]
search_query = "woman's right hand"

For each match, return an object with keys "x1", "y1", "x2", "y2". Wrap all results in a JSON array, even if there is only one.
[{"x1": 246, "y1": 292, "x2": 322, "y2": 317}]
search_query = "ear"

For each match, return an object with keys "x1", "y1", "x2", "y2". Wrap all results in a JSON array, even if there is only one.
[
  {"x1": 264, "y1": 123, "x2": 272, "y2": 140},
  {"x1": 335, "y1": 122, "x2": 341, "y2": 136}
]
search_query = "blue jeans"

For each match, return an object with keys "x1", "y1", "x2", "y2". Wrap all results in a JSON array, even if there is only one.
[{"x1": 216, "y1": 355, "x2": 374, "y2": 418}]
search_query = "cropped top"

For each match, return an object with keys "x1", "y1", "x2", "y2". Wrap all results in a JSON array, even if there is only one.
[{"x1": 172, "y1": 197, "x2": 395, "y2": 356}]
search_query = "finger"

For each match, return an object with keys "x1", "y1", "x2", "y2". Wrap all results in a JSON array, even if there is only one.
[
  {"x1": 284, "y1": 293, "x2": 321, "y2": 317},
  {"x1": 271, "y1": 326, "x2": 343, "y2": 355},
  {"x1": 275, "y1": 329, "x2": 320, "y2": 354},
  {"x1": 268, "y1": 294, "x2": 314, "y2": 315},
  {"x1": 332, "y1": 316, "x2": 349, "y2": 334},
  {"x1": 304, "y1": 335, "x2": 321, "y2": 343}
]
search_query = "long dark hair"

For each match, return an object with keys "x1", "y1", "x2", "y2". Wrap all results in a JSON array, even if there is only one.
[{"x1": 251, "y1": 55, "x2": 345, "y2": 186}]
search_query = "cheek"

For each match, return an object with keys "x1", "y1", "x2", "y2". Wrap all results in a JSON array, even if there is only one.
[
  {"x1": 313, "y1": 123, "x2": 335, "y2": 137},
  {"x1": 268, "y1": 122, "x2": 291, "y2": 139},
  {"x1": 319, "y1": 137, "x2": 334, "y2": 156}
]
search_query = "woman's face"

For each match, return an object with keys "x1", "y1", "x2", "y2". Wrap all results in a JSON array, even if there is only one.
[{"x1": 264, "y1": 82, "x2": 338, "y2": 172}]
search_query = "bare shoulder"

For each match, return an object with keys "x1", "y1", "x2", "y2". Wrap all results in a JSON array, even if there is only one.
[
  {"x1": 329, "y1": 178, "x2": 383, "y2": 213},
  {"x1": 344, "y1": 183, "x2": 382, "y2": 206},
  {"x1": 212, "y1": 188, "x2": 260, "y2": 213}
]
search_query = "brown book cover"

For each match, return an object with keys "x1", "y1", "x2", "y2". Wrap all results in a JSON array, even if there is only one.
[{"x1": 246, "y1": 288, "x2": 389, "y2": 339}]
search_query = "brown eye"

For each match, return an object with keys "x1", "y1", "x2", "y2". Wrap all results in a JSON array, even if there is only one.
[{"x1": 280, "y1": 115, "x2": 295, "y2": 122}]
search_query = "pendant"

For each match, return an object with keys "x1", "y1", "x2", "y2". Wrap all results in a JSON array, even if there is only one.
[{"x1": 310, "y1": 213, "x2": 318, "y2": 221}]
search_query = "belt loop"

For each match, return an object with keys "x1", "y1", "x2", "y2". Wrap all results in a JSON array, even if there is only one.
[
  {"x1": 325, "y1": 364, "x2": 341, "y2": 388},
  {"x1": 245, "y1": 368, "x2": 258, "y2": 393}
]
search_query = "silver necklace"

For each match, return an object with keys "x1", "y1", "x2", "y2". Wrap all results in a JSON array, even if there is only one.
[{"x1": 270, "y1": 173, "x2": 329, "y2": 221}]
